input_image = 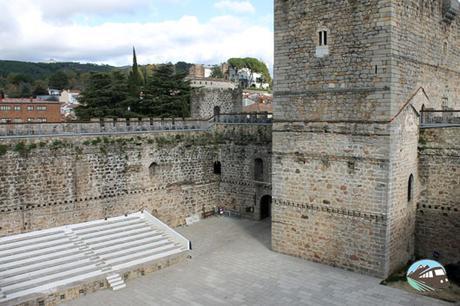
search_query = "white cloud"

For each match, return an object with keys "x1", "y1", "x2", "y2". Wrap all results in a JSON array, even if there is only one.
[
  {"x1": 214, "y1": 1, "x2": 255, "y2": 14},
  {"x1": 0, "y1": 1, "x2": 273, "y2": 70},
  {"x1": 1, "y1": 0, "x2": 154, "y2": 23}
]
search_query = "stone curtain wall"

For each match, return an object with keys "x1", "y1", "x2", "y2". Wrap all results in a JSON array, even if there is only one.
[
  {"x1": 215, "y1": 124, "x2": 272, "y2": 219},
  {"x1": 417, "y1": 128, "x2": 460, "y2": 264},
  {"x1": 191, "y1": 88, "x2": 243, "y2": 119},
  {"x1": 0, "y1": 118, "x2": 210, "y2": 137},
  {"x1": 0, "y1": 124, "x2": 272, "y2": 236}
]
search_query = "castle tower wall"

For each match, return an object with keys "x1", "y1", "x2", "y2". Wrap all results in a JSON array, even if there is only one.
[{"x1": 273, "y1": 0, "x2": 459, "y2": 277}]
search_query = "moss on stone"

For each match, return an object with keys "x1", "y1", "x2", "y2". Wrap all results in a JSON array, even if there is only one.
[{"x1": 0, "y1": 144, "x2": 8, "y2": 156}]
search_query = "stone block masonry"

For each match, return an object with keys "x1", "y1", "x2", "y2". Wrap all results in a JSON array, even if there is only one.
[
  {"x1": 191, "y1": 87, "x2": 242, "y2": 119},
  {"x1": 0, "y1": 124, "x2": 272, "y2": 236},
  {"x1": 416, "y1": 127, "x2": 460, "y2": 264},
  {"x1": 273, "y1": 0, "x2": 459, "y2": 278}
]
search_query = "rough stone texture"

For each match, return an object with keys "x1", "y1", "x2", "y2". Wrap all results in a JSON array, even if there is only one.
[
  {"x1": 215, "y1": 124, "x2": 272, "y2": 219},
  {"x1": 273, "y1": 0, "x2": 459, "y2": 278},
  {"x1": 0, "y1": 118, "x2": 210, "y2": 137},
  {"x1": 191, "y1": 87, "x2": 243, "y2": 119},
  {"x1": 416, "y1": 127, "x2": 460, "y2": 264},
  {"x1": 0, "y1": 124, "x2": 271, "y2": 236}
]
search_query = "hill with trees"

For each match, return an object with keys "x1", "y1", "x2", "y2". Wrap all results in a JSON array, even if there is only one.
[
  {"x1": 0, "y1": 59, "x2": 194, "y2": 99},
  {"x1": 0, "y1": 60, "x2": 115, "y2": 80}
]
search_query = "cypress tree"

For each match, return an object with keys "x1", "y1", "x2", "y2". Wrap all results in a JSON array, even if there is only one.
[{"x1": 128, "y1": 47, "x2": 144, "y2": 97}]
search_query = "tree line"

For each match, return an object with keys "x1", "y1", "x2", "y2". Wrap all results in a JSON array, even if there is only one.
[{"x1": 75, "y1": 63, "x2": 191, "y2": 120}]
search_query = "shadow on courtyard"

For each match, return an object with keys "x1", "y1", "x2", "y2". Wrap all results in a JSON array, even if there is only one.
[{"x1": 234, "y1": 217, "x2": 272, "y2": 250}]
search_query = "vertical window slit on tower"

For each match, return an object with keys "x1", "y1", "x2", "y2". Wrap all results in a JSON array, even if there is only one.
[{"x1": 319, "y1": 31, "x2": 328, "y2": 46}]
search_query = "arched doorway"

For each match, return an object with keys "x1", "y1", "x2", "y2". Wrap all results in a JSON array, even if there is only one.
[{"x1": 260, "y1": 195, "x2": 272, "y2": 220}]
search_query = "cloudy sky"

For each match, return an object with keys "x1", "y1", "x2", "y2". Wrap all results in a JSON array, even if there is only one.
[{"x1": 0, "y1": 0, "x2": 273, "y2": 67}]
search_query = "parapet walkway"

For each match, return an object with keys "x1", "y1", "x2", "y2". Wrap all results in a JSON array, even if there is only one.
[{"x1": 0, "y1": 211, "x2": 190, "y2": 304}]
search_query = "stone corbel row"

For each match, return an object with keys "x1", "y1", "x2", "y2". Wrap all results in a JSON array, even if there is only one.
[{"x1": 273, "y1": 198, "x2": 386, "y2": 222}]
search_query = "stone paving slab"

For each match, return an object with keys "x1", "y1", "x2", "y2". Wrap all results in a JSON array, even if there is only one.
[{"x1": 64, "y1": 217, "x2": 450, "y2": 306}]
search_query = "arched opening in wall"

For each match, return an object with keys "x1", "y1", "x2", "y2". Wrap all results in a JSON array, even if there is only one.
[
  {"x1": 260, "y1": 195, "x2": 272, "y2": 220},
  {"x1": 254, "y1": 158, "x2": 264, "y2": 181},
  {"x1": 213, "y1": 106, "x2": 221, "y2": 117},
  {"x1": 408, "y1": 174, "x2": 414, "y2": 203},
  {"x1": 213, "y1": 161, "x2": 222, "y2": 175},
  {"x1": 149, "y1": 162, "x2": 158, "y2": 178}
]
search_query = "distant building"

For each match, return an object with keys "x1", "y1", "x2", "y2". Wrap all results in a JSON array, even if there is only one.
[
  {"x1": 228, "y1": 67, "x2": 270, "y2": 90},
  {"x1": 242, "y1": 92, "x2": 273, "y2": 113},
  {"x1": 188, "y1": 64, "x2": 205, "y2": 78},
  {"x1": 243, "y1": 102, "x2": 273, "y2": 114},
  {"x1": 0, "y1": 98, "x2": 63, "y2": 123},
  {"x1": 61, "y1": 103, "x2": 79, "y2": 121},
  {"x1": 48, "y1": 88, "x2": 61, "y2": 96},
  {"x1": 36, "y1": 95, "x2": 59, "y2": 101},
  {"x1": 189, "y1": 63, "x2": 228, "y2": 80},
  {"x1": 59, "y1": 90, "x2": 80, "y2": 104},
  {"x1": 203, "y1": 65, "x2": 213, "y2": 78}
]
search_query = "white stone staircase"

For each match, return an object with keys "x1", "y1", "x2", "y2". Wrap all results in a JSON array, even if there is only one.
[
  {"x1": 106, "y1": 274, "x2": 126, "y2": 291},
  {"x1": 0, "y1": 211, "x2": 190, "y2": 304}
]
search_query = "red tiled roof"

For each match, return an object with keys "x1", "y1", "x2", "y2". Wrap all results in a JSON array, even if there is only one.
[{"x1": 243, "y1": 103, "x2": 273, "y2": 113}]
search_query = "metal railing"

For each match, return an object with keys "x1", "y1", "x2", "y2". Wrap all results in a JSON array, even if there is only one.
[{"x1": 420, "y1": 110, "x2": 460, "y2": 128}]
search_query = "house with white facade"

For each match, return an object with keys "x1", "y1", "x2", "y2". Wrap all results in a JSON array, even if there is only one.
[{"x1": 59, "y1": 90, "x2": 80, "y2": 104}]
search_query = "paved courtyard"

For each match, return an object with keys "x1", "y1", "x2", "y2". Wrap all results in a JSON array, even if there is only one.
[{"x1": 65, "y1": 217, "x2": 447, "y2": 306}]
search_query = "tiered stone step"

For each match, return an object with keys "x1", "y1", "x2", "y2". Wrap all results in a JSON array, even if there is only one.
[
  {"x1": 0, "y1": 229, "x2": 100, "y2": 301},
  {"x1": 0, "y1": 212, "x2": 190, "y2": 304}
]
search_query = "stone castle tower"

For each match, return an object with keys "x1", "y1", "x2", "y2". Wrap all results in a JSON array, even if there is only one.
[{"x1": 272, "y1": 0, "x2": 459, "y2": 277}]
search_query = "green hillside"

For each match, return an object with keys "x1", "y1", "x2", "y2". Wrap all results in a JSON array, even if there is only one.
[{"x1": 0, "y1": 60, "x2": 116, "y2": 80}]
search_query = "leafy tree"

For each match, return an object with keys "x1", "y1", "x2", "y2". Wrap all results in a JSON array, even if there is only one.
[
  {"x1": 76, "y1": 72, "x2": 136, "y2": 120},
  {"x1": 210, "y1": 65, "x2": 224, "y2": 79},
  {"x1": 175, "y1": 61, "x2": 193, "y2": 75},
  {"x1": 139, "y1": 64, "x2": 156, "y2": 84},
  {"x1": 4, "y1": 82, "x2": 33, "y2": 98},
  {"x1": 139, "y1": 64, "x2": 191, "y2": 118},
  {"x1": 19, "y1": 82, "x2": 32, "y2": 97},
  {"x1": 7, "y1": 73, "x2": 32, "y2": 85},
  {"x1": 33, "y1": 80, "x2": 49, "y2": 96},
  {"x1": 48, "y1": 71, "x2": 69, "y2": 90}
]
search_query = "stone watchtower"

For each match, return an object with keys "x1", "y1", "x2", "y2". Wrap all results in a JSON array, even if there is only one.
[{"x1": 272, "y1": 0, "x2": 459, "y2": 277}]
